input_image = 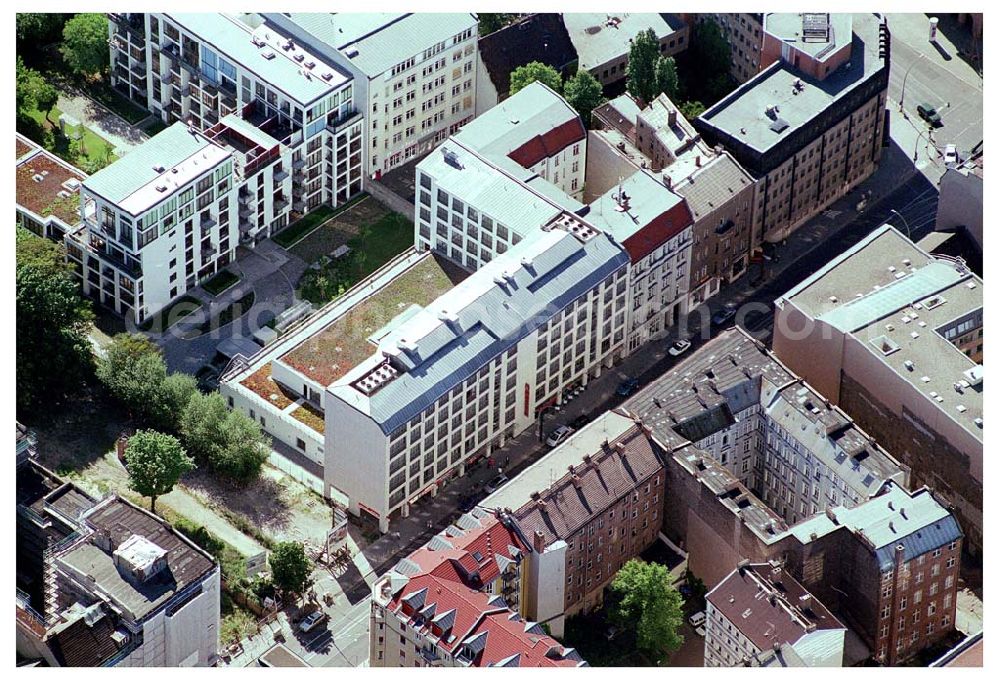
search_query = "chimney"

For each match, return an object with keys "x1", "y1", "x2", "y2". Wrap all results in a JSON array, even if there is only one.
[
  {"x1": 667, "y1": 108, "x2": 677, "y2": 127},
  {"x1": 824, "y1": 507, "x2": 839, "y2": 524},
  {"x1": 582, "y1": 454, "x2": 593, "y2": 466},
  {"x1": 696, "y1": 155, "x2": 703, "y2": 168},
  {"x1": 663, "y1": 174, "x2": 672, "y2": 189},
  {"x1": 894, "y1": 543, "x2": 906, "y2": 569},
  {"x1": 533, "y1": 530, "x2": 546, "y2": 553},
  {"x1": 571, "y1": 474, "x2": 582, "y2": 488}
]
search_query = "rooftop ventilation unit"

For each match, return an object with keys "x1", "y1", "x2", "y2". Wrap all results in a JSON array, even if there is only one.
[
  {"x1": 974, "y1": 417, "x2": 983, "y2": 428},
  {"x1": 769, "y1": 118, "x2": 789, "y2": 134},
  {"x1": 903, "y1": 360, "x2": 914, "y2": 370},
  {"x1": 261, "y1": 51, "x2": 276, "y2": 60},
  {"x1": 153, "y1": 164, "x2": 165, "y2": 173},
  {"x1": 922, "y1": 295, "x2": 946, "y2": 309},
  {"x1": 345, "y1": 47, "x2": 359, "y2": 58},
  {"x1": 956, "y1": 405, "x2": 968, "y2": 413}
]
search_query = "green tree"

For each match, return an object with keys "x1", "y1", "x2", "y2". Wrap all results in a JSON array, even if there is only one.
[
  {"x1": 270, "y1": 541, "x2": 313, "y2": 595},
  {"x1": 655, "y1": 56, "x2": 680, "y2": 101},
  {"x1": 17, "y1": 13, "x2": 69, "y2": 45},
  {"x1": 151, "y1": 373, "x2": 198, "y2": 432},
  {"x1": 607, "y1": 559, "x2": 685, "y2": 663},
  {"x1": 180, "y1": 392, "x2": 269, "y2": 484},
  {"x1": 509, "y1": 61, "x2": 563, "y2": 96},
  {"x1": 16, "y1": 226, "x2": 94, "y2": 418},
  {"x1": 478, "y1": 13, "x2": 514, "y2": 36},
  {"x1": 97, "y1": 334, "x2": 168, "y2": 420},
  {"x1": 678, "y1": 100, "x2": 706, "y2": 120},
  {"x1": 124, "y1": 430, "x2": 195, "y2": 514},
  {"x1": 61, "y1": 13, "x2": 110, "y2": 77},
  {"x1": 16, "y1": 57, "x2": 58, "y2": 121},
  {"x1": 563, "y1": 70, "x2": 604, "y2": 127},
  {"x1": 691, "y1": 18, "x2": 732, "y2": 81},
  {"x1": 626, "y1": 28, "x2": 661, "y2": 105}
]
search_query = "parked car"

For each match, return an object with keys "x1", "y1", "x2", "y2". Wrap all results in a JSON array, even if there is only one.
[
  {"x1": 943, "y1": 143, "x2": 959, "y2": 166},
  {"x1": 298, "y1": 611, "x2": 327, "y2": 633},
  {"x1": 917, "y1": 103, "x2": 942, "y2": 127},
  {"x1": 459, "y1": 490, "x2": 487, "y2": 512},
  {"x1": 485, "y1": 474, "x2": 509, "y2": 494},
  {"x1": 570, "y1": 414, "x2": 591, "y2": 429},
  {"x1": 711, "y1": 306, "x2": 737, "y2": 327},
  {"x1": 545, "y1": 425, "x2": 574, "y2": 448},
  {"x1": 668, "y1": 340, "x2": 692, "y2": 357},
  {"x1": 616, "y1": 377, "x2": 640, "y2": 397},
  {"x1": 688, "y1": 611, "x2": 706, "y2": 628}
]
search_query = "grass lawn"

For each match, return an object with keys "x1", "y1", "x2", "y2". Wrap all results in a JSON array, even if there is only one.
[
  {"x1": 22, "y1": 103, "x2": 117, "y2": 170},
  {"x1": 88, "y1": 80, "x2": 150, "y2": 125},
  {"x1": 202, "y1": 269, "x2": 240, "y2": 296},
  {"x1": 272, "y1": 205, "x2": 336, "y2": 249}
]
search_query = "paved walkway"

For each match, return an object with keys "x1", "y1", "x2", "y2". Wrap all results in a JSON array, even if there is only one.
[
  {"x1": 56, "y1": 91, "x2": 148, "y2": 154},
  {"x1": 160, "y1": 487, "x2": 265, "y2": 557}
]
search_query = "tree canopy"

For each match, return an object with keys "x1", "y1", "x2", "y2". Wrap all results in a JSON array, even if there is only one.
[
  {"x1": 626, "y1": 28, "x2": 662, "y2": 105},
  {"x1": 607, "y1": 559, "x2": 685, "y2": 663},
  {"x1": 509, "y1": 61, "x2": 563, "y2": 96},
  {"x1": 124, "y1": 430, "x2": 195, "y2": 514},
  {"x1": 180, "y1": 392, "x2": 269, "y2": 484},
  {"x1": 478, "y1": 13, "x2": 515, "y2": 36},
  {"x1": 61, "y1": 14, "x2": 110, "y2": 77},
  {"x1": 563, "y1": 70, "x2": 605, "y2": 128},
  {"x1": 270, "y1": 541, "x2": 313, "y2": 595},
  {"x1": 691, "y1": 19, "x2": 732, "y2": 82},
  {"x1": 16, "y1": 57, "x2": 58, "y2": 121},
  {"x1": 16, "y1": 226, "x2": 94, "y2": 418},
  {"x1": 655, "y1": 56, "x2": 680, "y2": 102}
]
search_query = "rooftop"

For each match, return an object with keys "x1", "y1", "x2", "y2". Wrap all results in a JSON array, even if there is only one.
[
  {"x1": 280, "y1": 251, "x2": 463, "y2": 388},
  {"x1": 708, "y1": 562, "x2": 844, "y2": 652},
  {"x1": 166, "y1": 13, "x2": 349, "y2": 104},
  {"x1": 83, "y1": 122, "x2": 231, "y2": 215},
  {"x1": 489, "y1": 413, "x2": 666, "y2": 546},
  {"x1": 456, "y1": 81, "x2": 585, "y2": 168},
  {"x1": 669, "y1": 152, "x2": 756, "y2": 221},
  {"x1": 329, "y1": 216, "x2": 629, "y2": 433},
  {"x1": 16, "y1": 144, "x2": 87, "y2": 226},
  {"x1": 563, "y1": 13, "x2": 686, "y2": 70},
  {"x1": 17, "y1": 134, "x2": 40, "y2": 160},
  {"x1": 477, "y1": 13, "x2": 578, "y2": 98},
  {"x1": 788, "y1": 483, "x2": 963, "y2": 571},
  {"x1": 698, "y1": 13, "x2": 883, "y2": 155},
  {"x1": 54, "y1": 496, "x2": 216, "y2": 621},
  {"x1": 779, "y1": 225, "x2": 983, "y2": 441},
  {"x1": 593, "y1": 94, "x2": 642, "y2": 138},
  {"x1": 585, "y1": 169, "x2": 692, "y2": 261},
  {"x1": 276, "y1": 13, "x2": 477, "y2": 77},
  {"x1": 764, "y1": 13, "x2": 854, "y2": 61}
]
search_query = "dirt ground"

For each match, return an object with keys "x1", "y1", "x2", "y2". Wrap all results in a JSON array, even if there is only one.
[{"x1": 289, "y1": 197, "x2": 391, "y2": 265}]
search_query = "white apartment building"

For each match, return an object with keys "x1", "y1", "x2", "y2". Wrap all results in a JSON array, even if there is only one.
[
  {"x1": 109, "y1": 13, "x2": 364, "y2": 214},
  {"x1": 263, "y1": 13, "x2": 479, "y2": 176},
  {"x1": 586, "y1": 170, "x2": 694, "y2": 351},
  {"x1": 325, "y1": 215, "x2": 629, "y2": 530},
  {"x1": 705, "y1": 562, "x2": 846, "y2": 667},
  {"x1": 68, "y1": 123, "x2": 237, "y2": 324}
]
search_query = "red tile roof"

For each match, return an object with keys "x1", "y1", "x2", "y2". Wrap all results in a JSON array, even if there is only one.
[
  {"x1": 622, "y1": 198, "x2": 694, "y2": 263},
  {"x1": 507, "y1": 118, "x2": 586, "y2": 168}
]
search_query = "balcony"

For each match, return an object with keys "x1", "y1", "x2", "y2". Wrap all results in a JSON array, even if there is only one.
[
  {"x1": 292, "y1": 158, "x2": 306, "y2": 170},
  {"x1": 273, "y1": 197, "x2": 289, "y2": 212},
  {"x1": 326, "y1": 108, "x2": 362, "y2": 134},
  {"x1": 129, "y1": 59, "x2": 147, "y2": 77},
  {"x1": 273, "y1": 168, "x2": 290, "y2": 183}
]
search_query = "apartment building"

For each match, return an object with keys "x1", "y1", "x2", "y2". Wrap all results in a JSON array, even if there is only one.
[
  {"x1": 773, "y1": 224, "x2": 983, "y2": 555},
  {"x1": 326, "y1": 216, "x2": 629, "y2": 530},
  {"x1": 16, "y1": 446, "x2": 220, "y2": 667},
  {"x1": 695, "y1": 13, "x2": 889, "y2": 244},
  {"x1": 622, "y1": 327, "x2": 962, "y2": 665},
  {"x1": 586, "y1": 170, "x2": 693, "y2": 350},
  {"x1": 110, "y1": 13, "x2": 364, "y2": 212},
  {"x1": 483, "y1": 411, "x2": 666, "y2": 635},
  {"x1": 66, "y1": 123, "x2": 238, "y2": 324},
  {"x1": 591, "y1": 93, "x2": 759, "y2": 308},
  {"x1": 935, "y1": 154, "x2": 983, "y2": 253},
  {"x1": 705, "y1": 562, "x2": 845, "y2": 667},
  {"x1": 16, "y1": 134, "x2": 89, "y2": 242},
  {"x1": 371, "y1": 512, "x2": 585, "y2": 667},
  {"x1": 264, "y1": 13, "x2": 479, "y2": 176},
  {"x1": 701, "y1": 14, "x2": 765, "y2": 84},
  {"x1": 563, "y1": 13, "x2": 689, "y2": 87}
]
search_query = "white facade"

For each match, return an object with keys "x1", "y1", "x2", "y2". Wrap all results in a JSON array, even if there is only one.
[{"x1": 623, "y1": 230, "x2": 692, "y2": 351}]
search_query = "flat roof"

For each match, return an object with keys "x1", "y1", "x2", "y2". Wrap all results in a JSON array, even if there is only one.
[
  {"x1": 16, "y1": 147, "x2": 87, "y2": 226},
  {"x1": 55, "y1": 497, "x2": 216, "y2": 621},
  {"x1": 83, "y1": 122, "x2": 231, "y2": 215},
  {"x1": 17, "y1": 134, "x2": 40, "y2": 160},
  {"x1": 259, "y1": 643, "x2": 310, "y2": 667},
  {"x1": 698, "y1": 13, "x2": 882, "y2": 155},
  {"x1": 780, "y1": 225, "x2": 984, "y2": 441},
  {"x1": 764, "y1": 13, "x2": 853, "y2": 60},
  {"x1": 564, "y1": 13, "x2": 685, "y2": 70},
  {"x1": 280, "y1": 252, "x2": 463, "y2": 388},
  {"x1": 279, "y1": 13, "x2": 477, "y2": 77},
  {"x1": 166, "y1": 13, "x2": 348, "y2": 104}
]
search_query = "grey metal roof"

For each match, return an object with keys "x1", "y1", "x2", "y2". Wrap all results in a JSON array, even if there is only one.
[
  {"x1": 671, "y1": 152, "x2": 755, "y2": 221},
  {"x1": 330, "y1": 221, "x2": 629, "y2": 433},
  {"x1": 280, "y1": 13, "x2": 477, "y2": 77},
  {"x1": 83, "y1": 122, "x2": 223, "y2": 205},
  {"x1": 165, "y1": 13, "x2": 348, "y2": 104}
]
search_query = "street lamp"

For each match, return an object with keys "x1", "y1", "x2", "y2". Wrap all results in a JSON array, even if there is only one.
[
  {"x1": 899, "y1": 54, "x2": 926, "y2": 112},
  {"x1": 888, "y1": 209, "x2": 912, "y2": 239}
]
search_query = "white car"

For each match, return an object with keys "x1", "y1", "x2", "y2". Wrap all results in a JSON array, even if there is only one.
[
  {"x1": 298, "y1": 611, "x2": 327, "y2": 633},
  {"x1": 668, "y1": 340, "x2": 692, "y2": 357},
  {"x1": 943, "y1": 143, "x2": 959, "y2": 166},
  {"x1": 545, "y1": 425, "x2": 574, "y2": 448},
  {"x1": 688, "y1": 611, "x2": 706, "y2": 628}
]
